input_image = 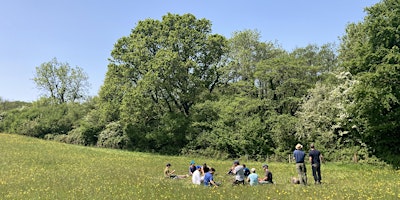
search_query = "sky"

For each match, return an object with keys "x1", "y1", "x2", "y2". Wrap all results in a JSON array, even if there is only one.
[{"x1": 0, "y1": 0, "x2": 380, "y2": 102}]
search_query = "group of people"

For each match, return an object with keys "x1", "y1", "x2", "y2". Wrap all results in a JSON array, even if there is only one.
[
  {"x1": 228, "y1": 160, "x2": 273, "y2": 186},
  {"x1": 164, "y1": 143, "x2": 322, "y2": 187},
  {"x1": 293, "y1": 143, "x2": 323, "y2": 185},
  {"x1": 164, "y1": 161, "x2": 219, "y2": 186},
  {"x1": 164, "y1": 160, "x2": 273, "y2": 187}
]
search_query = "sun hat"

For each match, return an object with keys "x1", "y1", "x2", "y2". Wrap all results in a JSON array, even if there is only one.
[
  {"x1": 196, "y1": 165, "x2": 201, "y2": 169},
  {"x1": 233, "y1": 160, "x2": 240, "y2": 165},
  {"x1": 295, "y1": 143, "x2": 303, "y2": 150},
  {"x1": 190, "y1": 160, "x2": 195, "y2": 165},
  {"x1": 251, "y1": 168, "x2": 256, "y2": 172}
]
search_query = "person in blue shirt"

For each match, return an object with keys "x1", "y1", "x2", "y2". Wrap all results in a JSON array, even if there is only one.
[
  {"x1": 188, "y1": 160, "x2": 196, "y2": 176},
  {"x1": 246, "y1": 168, "x2": 258, "y2": 186},
  {"x1": 203, "y1": 167, "x2": 218, "y2": 187},
  {"x1": 293, "y1": 143, "x2": 307, "y2": 185}
]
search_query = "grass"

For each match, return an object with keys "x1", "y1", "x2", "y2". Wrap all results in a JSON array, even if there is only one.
[{"x1": 1, "y1": 133, "x2": 399, "y2": 199}]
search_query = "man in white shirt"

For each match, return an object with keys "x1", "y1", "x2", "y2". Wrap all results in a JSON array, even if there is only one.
[{"x1": 192, "y1": 165, "x2": 202, "y2": 185}]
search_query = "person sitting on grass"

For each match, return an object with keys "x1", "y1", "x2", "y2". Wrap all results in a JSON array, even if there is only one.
[
  {"x1": 188, "y1": 160, "x2": 196, "y2": 176},
  {"x1": 247, "y1": 168, "x2": 259, "y2": 186},
  {"x1": 231, "y1": 160, "x2": 245, "y2": 185},
  {"x1": 243, "y1": 164, "x2": 251, "y2": 177},
  {"x1": 259, "y1": 164, "x2": 273, "y2": 184},
  {"x1": 164, "y1": 163, "x2": 188, "y2": 179},
  {"x1": 192, "y1": 165, "x2": 202, "y2": 185},
  {"x1": 204, "y1": 167, "x2": 219, "y2": 187},
  {"x1": 201, "y1": 163, "x2": 210, "y2": 182}
]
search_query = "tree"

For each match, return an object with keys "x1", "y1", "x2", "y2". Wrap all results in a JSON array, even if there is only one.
[
  {"x1": 339, "y1": 0, "x2": 400, "y2": 167},
  {"x1": 33, "y1": 58, "x2": 90, "y2": 104},
  {"x1": 99, "y1": 13, "x2": 227, "y2": 153}
]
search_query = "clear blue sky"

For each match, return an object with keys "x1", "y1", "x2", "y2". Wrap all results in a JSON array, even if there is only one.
[{"x1": 0, "y1": 0, "x2": 380, "y2": 102}]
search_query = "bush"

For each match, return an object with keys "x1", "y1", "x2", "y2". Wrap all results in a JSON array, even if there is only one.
[{"x1": 97, "y1": 122, "x2": 130, "y2": 149}]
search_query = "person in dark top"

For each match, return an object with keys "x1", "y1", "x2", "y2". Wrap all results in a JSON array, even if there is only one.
[
  {"x1": 243, "y1": 164, "x2": 250, "y2": 177},
  {"x1": 309, "y1": 143, "x2": 323, "y2": 184},
  {"x1": 188, "y1": 160, "x2": 196, "y2": 176},
  {"x1": 259, "y1": 164, "x2": 273, "y2": 184},
  {"x1": 200, "y1": 163, "x2": 210, "y2": 182},
  {"x1": 293, "y1": 143, "x2": 307, "y2": 185}
]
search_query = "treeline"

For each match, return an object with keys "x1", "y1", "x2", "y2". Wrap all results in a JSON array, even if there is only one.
[{"x1": 1, "y1": 0, "x2": 399, "y2": 168}]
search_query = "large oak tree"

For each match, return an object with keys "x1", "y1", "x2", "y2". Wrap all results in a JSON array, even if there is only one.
[{"x1": 99, "y1": 13, "x2": 226, "y2": 153}]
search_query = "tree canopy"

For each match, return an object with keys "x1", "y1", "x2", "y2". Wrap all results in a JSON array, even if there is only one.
[{"x1": 33, "y1": 58, "x2": 90, "y2": 104}]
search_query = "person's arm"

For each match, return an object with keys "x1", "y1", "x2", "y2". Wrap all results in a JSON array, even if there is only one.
[
  {"x1": 210, "y1": 180, "x2": 218, "y2": 187},
  {"x1": 309, "y1": 155, "x2": 312, "y2": 163},
  {"x1": 164, "y1": 168, "x2": 175, "y2": 177},
  {"x1": 168, "y1": 169, "x2": 175, "y2": 176},
  {"x1": 320, "y1": 154, "x2": 324, "y2": 163},
  {"x1": 231, "y1": 166, "x2": 236, "y2": 174}
]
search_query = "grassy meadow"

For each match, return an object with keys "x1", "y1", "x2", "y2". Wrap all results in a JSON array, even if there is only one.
[{"x1": 1, "y1": 133, "x2": 399, "y2": 199}]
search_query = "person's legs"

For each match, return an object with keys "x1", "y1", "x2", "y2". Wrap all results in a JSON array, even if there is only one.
[
  {"x1": 296, "y1": 163, "x2": 302, "y2": 183},
  {"x1": 299, "y1": 164, "x2": 307, "y2": 185},
  {"x1": 316, "y1": 165, "x2": 321, "y2": 183},
  {"x1": 232, "y1": 180, "x2": 245, "y2": 185},
  {"x1": 312, "y1": 165, "x2": 318, "y2": 183}
]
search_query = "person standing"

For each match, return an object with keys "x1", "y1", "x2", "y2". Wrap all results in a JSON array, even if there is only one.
[
  {"x1": 309, "y1": 143, "x2": 323, "y2": 184},
  {"x1": 293, "y1": 143, "x2": 307, "y2": 185}
]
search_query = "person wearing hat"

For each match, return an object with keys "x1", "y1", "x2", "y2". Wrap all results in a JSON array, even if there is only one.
[
  {"x1": 246, "y1": 168, "x2": 259, "y2": 186},
  {"x1": 231, "y1": 160, "x2": 245, "y2": 185},
  {"x1": 188, "y1": 160, "x2": 196, "y2": 176},
  {"x1": 259, "y1": 164, "x2": 273, "y2": 184},
  {"x1": 309, "y1": 143, "x2": 323, "y2": 184},
  {"x1": 293, "y1": 143, "x2": 307, "y2": 185},
  {"x1": 164, "y1": 163, "x2": 188, "y2": 179},
  {"x1": 192, "y1": 165, "x2": 202, "y2": 185}
]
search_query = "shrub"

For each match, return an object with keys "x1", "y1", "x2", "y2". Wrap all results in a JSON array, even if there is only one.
[{"x1": 97, "y1": 121, "x2": 130, "y2": 149}]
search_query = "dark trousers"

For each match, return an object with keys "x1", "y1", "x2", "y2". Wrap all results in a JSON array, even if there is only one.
[
  {"x1": 233, "y1": 180, "x2": 245, "y2": 185},
  {"x1": 311, "y1": 163, "x2": 321, "y2": 183}
]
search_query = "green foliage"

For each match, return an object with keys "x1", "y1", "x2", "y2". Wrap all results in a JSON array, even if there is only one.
[
  {"x1": 296, "y1": 72, "x2": 364, "y2": 162},
  {"x1": 97, "y1": 121, "x2": 130, "y2": 149},
  {"x1": 33, "y1": 58, "x2": 90, "y2": 104},
  {"x1": 183, "y1": 94, "x2": 273, "y2": 160},
  {"x1": 98, "y1": 13, "x2": 227, "y2": 153},
  {"x1": 339, "y1": 0, "x2": 400, "y2": 168},
  {"x1": 0, "y1": 99, "x2": 89, "y2": 139},
  {"x1": 3, "y1": 7, "x2": 400, "y2": 168},
  {"x1": 0, "y1": 97, "x2": 31, "y2": 112}
]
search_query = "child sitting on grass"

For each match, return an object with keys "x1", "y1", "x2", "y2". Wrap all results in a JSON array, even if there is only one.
[{"x1": 164, "y1": 163, "x2": 188, "y2": 179}]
